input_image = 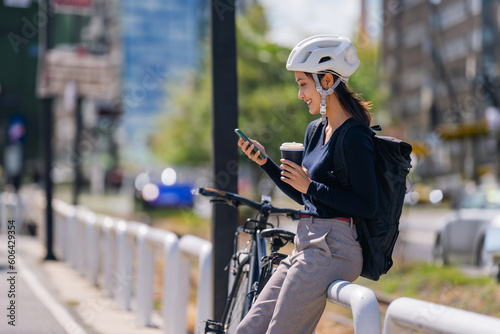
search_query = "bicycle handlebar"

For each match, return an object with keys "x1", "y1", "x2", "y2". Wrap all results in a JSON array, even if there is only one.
[{"x1": 197, "y1": 187, "x2": 300, "y2": 219}]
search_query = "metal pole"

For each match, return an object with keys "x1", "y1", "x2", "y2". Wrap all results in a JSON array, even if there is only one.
[
  {"x1": 210, "y1": 0, "x2": 238, "y2": 320},
  {"x1": 42, "y1": 0, "x2": 56, "y2": 260}
]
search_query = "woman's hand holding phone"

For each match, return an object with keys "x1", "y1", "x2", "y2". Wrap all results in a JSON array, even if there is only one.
[{"x1": 238, "y1": 138, "x2": 268, "y2": 166}]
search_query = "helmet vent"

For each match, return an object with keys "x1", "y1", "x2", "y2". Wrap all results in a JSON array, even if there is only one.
[{"x1": 319, "y1": 56, "x2": 332, "y2": 63}]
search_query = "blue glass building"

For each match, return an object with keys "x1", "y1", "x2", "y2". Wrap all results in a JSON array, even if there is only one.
[{"x1": 121, "y1": 0, "x2": 207, "y2": 165}]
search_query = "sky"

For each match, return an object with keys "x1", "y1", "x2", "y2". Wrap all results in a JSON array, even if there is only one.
[{"x1": 258, "y1": 0, "x2": 381, "y2": 48}]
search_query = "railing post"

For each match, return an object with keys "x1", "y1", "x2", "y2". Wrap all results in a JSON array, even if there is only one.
[
  {"x1": 102, "y1": 217, "x2": 116, "y2": 296},
  {"x1": 67, "y1": 205, "x2": 77, "y2": 268},
  {"x1": 115, "y1": 220, "x2": 136, "y2": 310},
  {"x1": 53, "y1": 201, "x2": 62, "y2": 259},
  {"x1": 179, "y1": 235, "x2": 214, "y2": 334},
  {"x1": 178, "y1": 250, "x2": 191, "y2": 334},
  {"x1": 53, "y1": 200, "x2": 67, "y2": 260},
  {"x1": 85, "y1": 212, "x2": 99, "y2": 285},
  {"x1": 162, "y1": 232, "x2": 181, "y2": 334},
  {"x1": 327, "y1": 280, "x2": 381, "y2": 334},
  {"x1": 197, "y1": 242, "x2": 213, "y2": 332},
  {"x1": 75, "y1": 207, "x2": 88, "y2": 276},
  {"x1": 135, "y1": 225, "x2": 154, "y2": 326}
]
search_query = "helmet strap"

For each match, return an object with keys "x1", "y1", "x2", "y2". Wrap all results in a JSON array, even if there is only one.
[{"x1": 313, "y1": 74, "x2": 341, "y2": 125}]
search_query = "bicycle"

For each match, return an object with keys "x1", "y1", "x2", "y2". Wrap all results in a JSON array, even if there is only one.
[{"x1": 198, "y1": 187, "x2": 300, "y2": 334}]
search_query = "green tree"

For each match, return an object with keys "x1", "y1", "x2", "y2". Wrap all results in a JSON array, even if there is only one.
[
  {"x1": 152, "y1": 5, "x2": 385, "y2": 168},
  {"x1": 152, "y1": 66, "x2": 213, "y2": 165},
  {"x1": 152, "y1": 4, "x2": 314, "y2": 167}
]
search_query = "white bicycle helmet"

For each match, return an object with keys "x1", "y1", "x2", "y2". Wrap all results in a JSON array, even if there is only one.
[{"x1": 287, "y1": 35, "x2": 360, "y2": 124}]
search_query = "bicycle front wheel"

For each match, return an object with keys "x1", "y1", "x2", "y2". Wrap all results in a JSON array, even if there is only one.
[{"x1": 223, "y1": 255, "x2": 250, "y2": 333}]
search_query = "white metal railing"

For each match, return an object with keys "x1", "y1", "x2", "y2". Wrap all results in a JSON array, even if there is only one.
[
  {"x1": 13, "y1": 191, "x2": 211, "y2": 334},
  {"x1": 5, "y1": 189, "x2": 500, "y2": 334},
  {"x1": 327, "y1": 280, "x2": 382, "y2": 334},
  {"x1": 384, "y1": 297, "x2": 500, "y2": 334}
]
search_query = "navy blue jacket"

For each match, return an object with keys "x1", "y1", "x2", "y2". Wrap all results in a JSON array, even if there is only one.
[{"x1": 261, "y1": 118, "x2": 378, "y2": 219}]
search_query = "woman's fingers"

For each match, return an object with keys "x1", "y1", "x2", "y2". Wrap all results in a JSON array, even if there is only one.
[
  {"x1": 281, "y1": 170, "x2": 293, "y2": 180},
  {"x1": 245, "y1": 143, "x2": 255, "y2": 156},
  {"x1": 280, "y1": 160, "x2": 298, "y2": 174},
  {"x1": 237, "y1": 138, "x2": 267, "y2": 166},
  {"x1": 242, "y1": 142, "x2": 259, "y2": 161},
  {"x1": 280, "y1": 162, "x2": 298, "y2": 181},
  {"x1": 251, "y1": 148, "x2": 261, "y2": 159},
  {"x1": 280, "y1": 159, "x2": 299, "y2": 169},
  {"x1": 241, "y1": 141, "x2": 253, "y2": 155}
]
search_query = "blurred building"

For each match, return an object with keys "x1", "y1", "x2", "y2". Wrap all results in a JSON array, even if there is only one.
[
  {"x1": 38, "y1": 0, "x2": 123, "y2": 191},
  {"x1": 382, "y1": 0, "x2": 500, "y2": 185},
  {"x1": 120, "y1": 0, "x2": 208, "y2": 166}
]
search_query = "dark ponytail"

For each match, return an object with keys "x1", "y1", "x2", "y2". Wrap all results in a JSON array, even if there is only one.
[{"x1": 307, "y1": 73, "x2": 372, "y2": 126}]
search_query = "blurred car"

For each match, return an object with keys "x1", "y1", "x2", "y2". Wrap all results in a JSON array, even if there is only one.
[
  {"x1": 134, "y1": 169, "x2": 194, "y2": 209},
  {"x1": 433, "y1": 187, "x2": 500, "y2": 267}
]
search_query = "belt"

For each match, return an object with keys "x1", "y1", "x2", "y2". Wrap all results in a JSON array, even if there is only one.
[{"x1": 299, "y1": 214, "x2": 353, "y2": 224}]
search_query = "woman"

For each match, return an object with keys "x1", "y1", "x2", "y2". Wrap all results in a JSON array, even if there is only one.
[{"x1": 235, "y1": 35, "x2": 378, "y2": 334}]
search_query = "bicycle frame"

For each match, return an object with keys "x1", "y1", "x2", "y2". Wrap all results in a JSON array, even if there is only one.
[
  {"x1": 198, "y1": 187, "x2": 299, "y2": 334},
  {"x1": 244, "y1": 224, "x2": 268, "y2": 314},
  {"x1": 222, "y1": 218, "x2": 271, "y2": 325}
]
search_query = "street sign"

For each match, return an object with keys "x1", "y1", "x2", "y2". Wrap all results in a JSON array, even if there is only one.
[
  {"x1": 52, "y1": 0, "x2": 92, "y2": 14},
  {"x1": 37, "y1": 49, "x2": 120, "y2": 99}
]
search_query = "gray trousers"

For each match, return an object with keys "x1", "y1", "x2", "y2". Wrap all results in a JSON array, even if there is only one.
[{"x1": 235, "y1": 217, "x2": 363, "y2": 334}]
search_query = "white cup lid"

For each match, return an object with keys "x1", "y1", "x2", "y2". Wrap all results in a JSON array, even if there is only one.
[{"x1": 280, "y1": 142, "x2": 304, "y2": 151}]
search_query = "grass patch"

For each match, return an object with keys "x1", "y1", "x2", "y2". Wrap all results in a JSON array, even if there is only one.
[{"x1": 150, "y1": 208, "x2": 211, "y2": 239}]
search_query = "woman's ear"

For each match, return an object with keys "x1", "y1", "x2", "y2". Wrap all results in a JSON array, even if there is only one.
[{"x1": 321, "y1": 73, "x2": 334, "y2": 90}]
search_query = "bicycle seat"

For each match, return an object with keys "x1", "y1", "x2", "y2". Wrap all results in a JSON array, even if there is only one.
[{"x1": 260, "y1": 228, "x2": 295, "y2": 242}]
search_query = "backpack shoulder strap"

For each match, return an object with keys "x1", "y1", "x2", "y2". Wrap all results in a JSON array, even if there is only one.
[
  {"x1": 333, "y1": 121, "x2": 377, "y2": 190},
  {"x1": 306, "y1": 118, "x2": 322, "y2": 146}
]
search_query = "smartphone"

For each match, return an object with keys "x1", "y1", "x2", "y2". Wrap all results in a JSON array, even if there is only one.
[{"x1": 235, "y1": 128, "x2": 265, "y2": 159}]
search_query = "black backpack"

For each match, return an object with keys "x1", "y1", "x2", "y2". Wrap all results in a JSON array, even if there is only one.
[{"x1": 308, "y1": 119, "x2": 412, "y2": 281}]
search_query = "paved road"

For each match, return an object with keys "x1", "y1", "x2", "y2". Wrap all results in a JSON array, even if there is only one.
[
  {"x1": 0, "y1": 235, "x2": 88, "y2": 334},
  {"x1": 0, "y1": 235, "x2": 161, "y2": 334}
]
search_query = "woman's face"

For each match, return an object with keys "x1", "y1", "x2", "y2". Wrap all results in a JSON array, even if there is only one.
[{"x1": 295, "y1": 71, "x2": 321, "y2": 114}]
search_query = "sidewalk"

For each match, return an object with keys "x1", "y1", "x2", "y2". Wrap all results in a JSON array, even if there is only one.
[{"x1": 0, "y1": 235, "x2": 162, "y2": 334}]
